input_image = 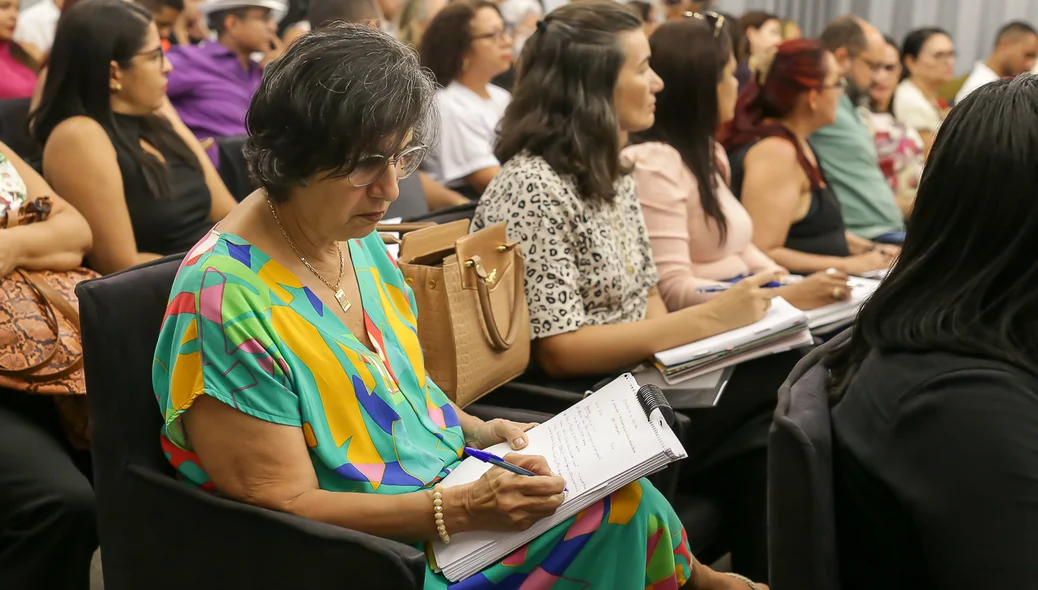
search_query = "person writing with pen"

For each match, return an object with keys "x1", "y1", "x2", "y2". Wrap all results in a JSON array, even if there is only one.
[{"x1": 153, "y1": 21, "x2": 767, "y2": 590}]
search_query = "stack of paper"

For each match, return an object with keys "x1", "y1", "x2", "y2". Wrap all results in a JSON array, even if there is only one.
[
  {"x1": 431, "y1": 374, "x2": 686, "y2": 582},
  {"x1": 804, "y1": 278, "x2": 880, "y2": 335},
  {"x1": 653, "y1": 297, "x2": 812, "y2": 385}
]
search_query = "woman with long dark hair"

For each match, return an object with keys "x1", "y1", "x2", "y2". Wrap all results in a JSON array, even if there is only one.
[
  {"x1": 725, "y1": 40, "x2": 896, "y2": 276},
  {"x1": 30, "y1": 0, "x2": 236, "y2": 275},
  {"x1": 734, "y1": 11, "x2": 781, "y2": 90},
  {"x1": 827, "y1": 76, "x2": 1038, "y2": 590},
  {"x1": 473, "y1": 3, "x2": 778, "y2": 583},
  {"x1": 627, "y1": 14, "x2": 851, "y2": 312}
]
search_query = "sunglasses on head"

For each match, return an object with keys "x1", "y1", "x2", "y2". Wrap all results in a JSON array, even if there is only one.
[{"x1": 683, "y1": 10, "x2": 726, "y2": 38}]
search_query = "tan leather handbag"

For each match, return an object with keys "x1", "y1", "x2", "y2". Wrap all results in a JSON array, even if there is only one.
[{"x1": 397, "y1": 220, "x2": 530, "y2": 407}]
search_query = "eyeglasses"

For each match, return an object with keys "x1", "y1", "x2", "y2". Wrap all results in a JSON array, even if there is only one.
[
  {"x1": 472, "y1": 26, "x2": 514, "y2": 43},
  {"x1": 821, "y1": 77, "x2": 848, "y2": 91},
  {"x1": 135, "y1": 45, "x2": 166, "y2": 68},
  {"x1": 878, "y1": 63, "x2": 899, "y2": 73},
  {"x1": 924, "y1": 50, "x2": 957, "y2": 61},
  {"x1": 341, "y1": 145, "x2": 429, "y2": 188},
  {"x1": 684, "y1": 10, "x2": 725, "y2": 38}
]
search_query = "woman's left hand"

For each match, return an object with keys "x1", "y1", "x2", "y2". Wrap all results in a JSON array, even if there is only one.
[{"x1": 464, "y1": 419, "x2": 538, "y2": 451}]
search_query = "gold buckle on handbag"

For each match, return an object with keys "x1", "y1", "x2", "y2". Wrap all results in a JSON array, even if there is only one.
[{"x1": 465, "y1": 258, "x2": 497, "y2": 285}]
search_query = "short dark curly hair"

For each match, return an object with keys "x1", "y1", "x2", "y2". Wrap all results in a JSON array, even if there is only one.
[
  {"x1": 244, "y1": 23, "x2": 437, "y2": 202},
  {"x1": 419, "y1": 0, "x2": 501, "y2": 88}
]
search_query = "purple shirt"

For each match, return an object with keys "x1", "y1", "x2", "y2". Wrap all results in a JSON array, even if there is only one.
[{"x1": 166, "y1": 42, "x2": 263, "y2": 163}]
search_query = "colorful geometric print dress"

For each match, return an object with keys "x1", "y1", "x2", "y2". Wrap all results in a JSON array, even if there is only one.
[{"x1": 152, "y1": 228, "x2": 695, "y2": 589}]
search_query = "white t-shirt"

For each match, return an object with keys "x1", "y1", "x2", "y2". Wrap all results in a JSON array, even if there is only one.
[
  {"x1": 13, "y1": 0, "x2": 60, "y2": 53},
  {"x1": 955, "y1": 62, "x2": 1000, "y2": 104},
  {"x1": 427, "y1": 81, "x2": 511, "y2": 188},
  {"x1": 893, "y1": 79, "x2": 944, "y2": 133}
]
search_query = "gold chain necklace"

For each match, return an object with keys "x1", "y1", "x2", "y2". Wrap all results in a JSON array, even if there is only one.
[{"x1": 267, "y1": 198, "x2": 352, "y2": 312}]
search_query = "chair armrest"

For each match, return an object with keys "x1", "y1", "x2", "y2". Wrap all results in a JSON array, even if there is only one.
[
  {"x1": 480, "y1": 381, "x2": 586, "y2": 415},
  {"x1": 464, "y1": 404, "x2": 554, "y2": 425},
  {"x1": 100, "y1": 465, "x2": 425, "y2": 590}
]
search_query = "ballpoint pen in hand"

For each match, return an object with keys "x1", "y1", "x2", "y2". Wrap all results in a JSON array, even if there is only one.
[
  {"x1": 464, "y1": 447, "x2": 567, "y2": 491},
  {"x1": 696, "y1": 280, "x2": 787, "y2": 293}
]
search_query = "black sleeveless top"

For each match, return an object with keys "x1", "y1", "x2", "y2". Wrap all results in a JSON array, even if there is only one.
[
  {"x1": 728, "y1": 138, "x2": 850, "y2": 264},
  {"x1": 111, "y1": 114, "x2": 214, "y2": 256}
]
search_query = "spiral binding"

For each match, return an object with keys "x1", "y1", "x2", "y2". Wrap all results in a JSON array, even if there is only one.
[{"x1": 634, "y1": 379, "x2": 676, "y2": 455}]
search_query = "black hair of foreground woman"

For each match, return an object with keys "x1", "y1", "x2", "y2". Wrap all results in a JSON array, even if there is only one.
[{"x1": 827, "y1": 75, "x2": 1038, "y2": 590}]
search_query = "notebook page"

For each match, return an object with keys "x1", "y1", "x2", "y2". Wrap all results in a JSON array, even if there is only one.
[{"x1": 433, "y1": 374, "x2": 678, "y2": 569}]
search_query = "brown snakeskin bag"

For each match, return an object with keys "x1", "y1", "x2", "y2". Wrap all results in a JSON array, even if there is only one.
[{"x1": 1, "y1": 196, "x2": 100, "y2": 448}]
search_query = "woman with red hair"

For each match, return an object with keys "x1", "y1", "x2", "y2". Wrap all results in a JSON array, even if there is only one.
[{"x1": 725, "y1": 39, "x2": 896, "y2": 276}]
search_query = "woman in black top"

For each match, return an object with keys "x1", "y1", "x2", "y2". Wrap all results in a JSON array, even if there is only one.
[
  {"x1": 724, "y1": 39, "x2": 895, "y2": 276},
  {"x1": 826, "y1": 77, "x2": 1038, "y2": 589},
  {"x1": 30, "y1": 0, "x2": 236, "y2": 275}
]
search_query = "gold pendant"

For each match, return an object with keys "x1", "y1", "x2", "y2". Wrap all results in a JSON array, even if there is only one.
[
  {"x1": 626, "y1": 265, "x2": 635, "y2": 275},
  {"x1": 334, "y1": 289, "x2": 352, "y2": 312}
]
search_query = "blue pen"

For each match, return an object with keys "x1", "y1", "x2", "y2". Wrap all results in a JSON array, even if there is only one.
[
  {"x1": 696, "y1": 281, "x2": 786, "y2": 293},
  {"x1": 463, "y1": 447, "x2": 567, "y2": 491}
]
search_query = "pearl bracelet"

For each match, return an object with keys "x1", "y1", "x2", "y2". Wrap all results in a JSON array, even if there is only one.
[
  {"x1": 433, "y1": 484, "x2": 450, "y2": 544},
  {"x1": 723, "y1": 572, "x2": 758, "y2": 589}
]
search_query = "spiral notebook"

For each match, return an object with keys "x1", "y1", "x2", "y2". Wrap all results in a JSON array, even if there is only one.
[
  {"x1": 431, "y1": 374, "x2": 687, "y2": 582},
  {"x1": 653, "y1": 297, "x2": 813, "y2": 385}
]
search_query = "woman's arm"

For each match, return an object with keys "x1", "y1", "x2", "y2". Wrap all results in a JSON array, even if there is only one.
[
  {"x1": 741, "y1": 139, "x2": 851, "y2": 273},
  {"x1": 463, "y1": 166, "x2": 500, "y2": 195},
  {"x1": 157, "y1": 98, "x2": 237, "y2": 221},
  {"x1": 183, "y1": 395, "x2": 564, "y2": 542},
  {"x1": 533, "y1": 273, "x2": 777, "y2": 379},
  {"x1": 42, "y1": 117, "x2": 162, "y2": 275},
  {"x1": 0, "y1": 142, "x2": 92, "y2": 276},
  {"x1": 419, "y1": 172, "x2": 470, "y2": 210},
  {"x1": 183, "y1": 395, "x2": 476, "y2": 542}
]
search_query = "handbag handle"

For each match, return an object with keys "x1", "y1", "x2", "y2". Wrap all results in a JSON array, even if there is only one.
[
  {"x1": 466, "y1": 250, "x2": 525, "y2": 351},
  {"x1": 0, "y1": 270, "x2": 84, "y2": 381}
]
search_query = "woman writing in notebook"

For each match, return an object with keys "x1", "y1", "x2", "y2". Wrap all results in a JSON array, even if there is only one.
[
  {"x1": 624, "y1": 13, "x2": 852, "y2": 312},
  {"x1": 472, "y1": 3, "x2": 780, "y2": 582},
  {"x1": 153, "y1": 22, "x2": 764, "y2": 590}
]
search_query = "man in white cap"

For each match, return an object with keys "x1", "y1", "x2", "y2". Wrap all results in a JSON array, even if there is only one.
[{"x1": 164, "y1": 0, "x2": 287, "y2": 163}]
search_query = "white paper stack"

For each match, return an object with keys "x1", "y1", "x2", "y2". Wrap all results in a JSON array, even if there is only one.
[
  {"x1": 653, "y1": 297, "x2": 813, "y2": 385},
  {"x1": 804, "y1": 278, "x2": 880, "y2": 335},
  {"x1": 431, "y1": 374, "x2": 686, "y2": 582}
]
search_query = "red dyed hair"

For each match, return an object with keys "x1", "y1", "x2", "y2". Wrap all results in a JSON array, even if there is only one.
[{"x1": 723, "y1": 39, "x2": 830, "y2": 189}]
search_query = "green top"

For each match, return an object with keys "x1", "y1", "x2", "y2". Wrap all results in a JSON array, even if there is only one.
[{"x1": 811, "y1": 95, "x2": 904, "y2": 239}]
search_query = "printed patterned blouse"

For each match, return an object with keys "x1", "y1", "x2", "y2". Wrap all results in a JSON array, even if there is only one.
[{"x1": 153, "y1": 229, "x2": 465, "y2": 494}]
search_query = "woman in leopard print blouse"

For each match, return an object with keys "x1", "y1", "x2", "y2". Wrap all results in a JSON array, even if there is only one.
[{"x1": 472, "y1": 3, "x2": 788, "y2": 585}]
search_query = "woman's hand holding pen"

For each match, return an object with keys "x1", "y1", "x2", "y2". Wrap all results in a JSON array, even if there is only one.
[
  {"x1": 460, "y1": 453, "x2": 567, "y2": 532},
  {"x1": 692, "y1": 272, "x2": 780, "y2": 334},
  {"x1": 775, "y1": 268, "x2": 852, "y2": 310}
]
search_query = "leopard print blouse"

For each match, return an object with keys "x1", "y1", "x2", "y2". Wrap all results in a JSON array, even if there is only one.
[{"x1": 471, "y1": 153, "x2": 659, "y2": 340}]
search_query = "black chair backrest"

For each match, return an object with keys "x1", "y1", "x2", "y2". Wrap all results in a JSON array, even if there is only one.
[
  {"x1": 77, "y1": 255, "x2": 185, "y2": 476},
  {"x1": 387, "y1": 174, "x2": 430, "y2": 220},
  {"x1": 0, "y1": 97, "x2": 39, "y2": 162},
  {"x1": 216, "y1": 135, "x2": 255, "y2": 202},
  {"x1": 768, "y1": 330, "x2": 848, "y2": 590},
  {"x1": 408, "y1": 200, "x2": 477, "y2": 225}
]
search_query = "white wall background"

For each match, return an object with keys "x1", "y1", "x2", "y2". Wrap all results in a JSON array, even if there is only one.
[{"x1": 717, "y1": 0, "x2": 1038, "y2": 75}]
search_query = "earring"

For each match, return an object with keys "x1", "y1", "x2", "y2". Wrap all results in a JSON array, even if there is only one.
[{"x1": 111, "y1": 82, "x2": 123, "y2": 92}]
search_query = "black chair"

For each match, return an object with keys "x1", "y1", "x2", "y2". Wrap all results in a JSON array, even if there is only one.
[
  {"x1": 767, "y1": 331, "x2": 847, "y2": 590},
  {"x1": 408, "y1": 200, "x2": 478, "y2": 224},
  {"x1": 77, "y1": 255, "x2": 426, "y2": 590},
  {"x1": 0, "y1": 97, "x2": 39, "y2": 163},
  {"x1": 215, "y1": 135, "x2": 256, "y2": 202}
]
